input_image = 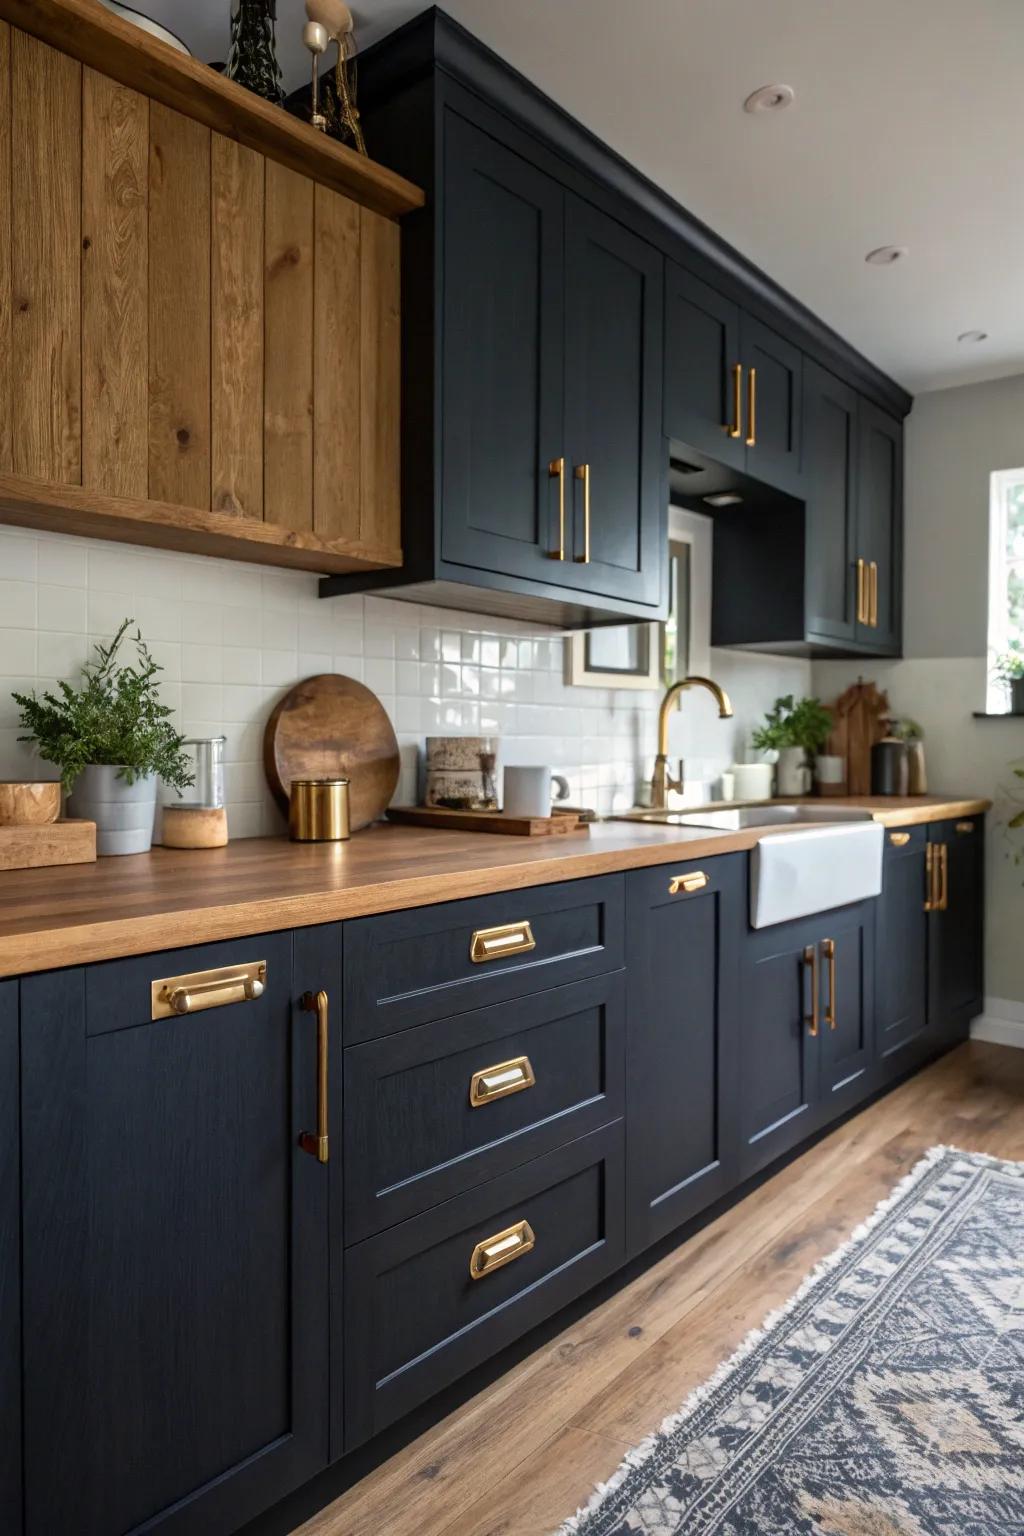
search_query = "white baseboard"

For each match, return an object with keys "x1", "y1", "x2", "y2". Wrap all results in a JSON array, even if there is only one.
[{"x1": 971, "y1": 997, "x2": 1024, "y2": 1048}]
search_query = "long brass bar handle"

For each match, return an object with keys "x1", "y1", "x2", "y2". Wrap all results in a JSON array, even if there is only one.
[
  {"x1": 548, "y1": 457, "x2": 566, "y2": 561},
  {"x1": 574, "y1": 463, "x2": 591, "y2": 564},
  {"x1": 939, "y1": 843, "x2": 949, "y2": 912},
  {"x1": 869, "y1": 562, "x2": 879, "y2": 627},
  {"x1": 856, "y1": 559, "x2": 867, "y2": 625},
  {"x1": 470, "y1": 920, "x2": 536, "y2": 964},
  {"x1": 469, "y1": 1219, "x2": 535, "y2": 1280},
  {"x1": 822, "y1": 938, "x2": 837, "y2": 1031},
  {"x1": 924, "y1": 843, "x2": 938, "y2": 911},
  {"x1": 745, "y1": 366, "x2": 757, "y2": 447},
  {"x1": 727, "y1": 363, "x2": 743, "y2": 438},
  {"x1": 803, "y1": 944, "x2": 819, "y2": 1038},
  {"x1": 298, "y1": 989, "x2": 329, "y2": 1164},
  {"x1": 470, "y1": 1055, "x2": 536, "y2": 1108}
]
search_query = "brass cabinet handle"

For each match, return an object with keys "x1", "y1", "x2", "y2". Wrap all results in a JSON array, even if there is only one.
[
  {"x1": 889, "y1": 831, "x2": 910, "y2": 847},
  {"x1": 668, "y1": 870, "x2": 708, "y2": 896},
  {"x1": 745, "y1": 366, "x2": 757, "y2": 447},
  {"x1": 803, "y1": 944, "x2": 819, "y2": 1038},
  {"x1": 298, "y1": 989, "x2": 329, "y2": 1164},
  {"x1": 574, "y1": 463, "x2": 591, "y2": 564},
  {"x1": 548, "y1": 457, "x2": 566, "y2": 560},
  {"x1": 869, "y1": 561, "x2": 879, "y2": 627},
  {"x1": 469, "y1": 1055, "x2": 536, "y2": 1108},
  {"x1": 955, "y1": 820, "x2": 975, "y2": 834},
  {"x1": 856, "y1": 558, "x2": 867, "y2": 625},
  {"x1": 470, "y1": 920, "x2": 536, "y2": 964},
  {"x1": 924, "y1": 843, "x2": 937, "y2": 911},
  {"x1": 727, "y1": 362, "x2": 743, "y2": 438},
  {"x1": 469, "y1": 1219, "x2": 535, "y2": 1280},
  {"x1": 938, "y1": 842, "x2": 949, "y2": 912},
  {"x1": 151, "y1": 960, "x2": 266, "y2": 1019},
  {"x1": 822, "y1": 938, "x2": 837, "y2": 1031}
]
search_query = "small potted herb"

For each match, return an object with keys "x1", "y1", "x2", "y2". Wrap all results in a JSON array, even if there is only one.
[
  {"x1": 752, "y1": 695, "x2": 833, "y2": 796},
  {"x1": 995, "y1": 646, "x2": 1024, "y2": 715},
  {"x1": 13, "y1": 620, "x2": 193, "y2": 855}
]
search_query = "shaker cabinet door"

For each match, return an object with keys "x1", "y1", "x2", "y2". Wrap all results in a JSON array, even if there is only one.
[
  {"x1": 664, "y1": 261, "x2": 745, "y2": 471},
  {"x1": 856, "y1": 400, "x2": 903, "y2": 651},
  {"x1": 561, "y1": 195, "x2": 665, "y2": 606},
  {"x1": 20, "y1": 931, "x2": 335, "y2": 1536},
  {"x1": 804, "y1": 361, "x2": 859, "y2": 644},
  {"x1": 740, "y1": 314, "x2": 804, "y2": 496},
  {"x1": 928, "y1": 818, "x2": 984, "y2": 1044},
  {"x1": 441, "y1": 112, "x2": 566, "y2": 584},
  {"x1": 876, "y1": 827, "x2": 931, "y2": 1080}
]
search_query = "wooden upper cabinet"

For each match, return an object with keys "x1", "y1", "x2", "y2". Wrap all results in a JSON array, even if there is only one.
[{"x1": 0, "y1": 7, "x2": 420, "y2": 575}]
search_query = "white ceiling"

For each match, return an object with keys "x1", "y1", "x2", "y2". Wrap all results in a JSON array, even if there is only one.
[{"x1": 139, "y1": 0, "x2": 1024, "y2": 396}]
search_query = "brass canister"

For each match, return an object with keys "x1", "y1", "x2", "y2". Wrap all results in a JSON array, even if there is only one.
[{"x1": 289, "y1": 778, "x2": 351, "y2": 842}]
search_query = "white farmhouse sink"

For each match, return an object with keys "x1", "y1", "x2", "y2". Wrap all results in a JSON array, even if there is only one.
[{"x1": 750, "y1": 821, "x2": 884, "y2": 929}]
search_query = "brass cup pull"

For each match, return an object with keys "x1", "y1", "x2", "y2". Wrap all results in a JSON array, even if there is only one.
[
  {"x1": 727, "y1": 362, "x2": 743, "y2": 439},
  {"x1": 668, "y1": 870, "x2": 708, "y2": 896},
  {"x1": 574, "y1": 463, "x2": 591, "y2": 564},
  {"x1": 151, "y1": 960, "x2": 266, "y2": 1019},
  {"x1": 803, "y1": 944, "x2": 819, "y2": 1038},
  {"x1": 470, "y1": 921, "x2": 536, "y2": 964},
  {"x1": 856, "y1": 558, "x2": 867, "y2": 625},
  {"x1": 469, "y1": 1219, "x2": 535, "y2": 1281},
  {"x1": 869, "y1": 561, "x2": 879, "y2": 627},
  {"x1": 470, "y1": 1055, "x2": 536, "y2": 1107},
  {"x1": 822, "y1": 938, "x2": 837, "y2": 1032},
  {"x1": 955, "y1": 820, "x2": 975, "y2": 834},
  {"x1": 298, "y1": 989, "x2": 329, "y2": 1164},
  {"x1": 548, "y1": 457, "x2": 566, "y2": 561},
  {"x1": 889, "y1": 831, "x2": 910, "y2": 847},
  {"x1": 745, "y1": 365, "x2": 757, "y2": 447}
]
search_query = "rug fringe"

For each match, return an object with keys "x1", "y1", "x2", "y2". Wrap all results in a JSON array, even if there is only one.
[{"x1": 552, "y1": 1143, "x2": 1020, "y2": 1535}]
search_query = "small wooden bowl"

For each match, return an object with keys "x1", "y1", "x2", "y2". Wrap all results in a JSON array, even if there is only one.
[{"x1": 0, "y1": 781, "x2": 62, "y2": 826}]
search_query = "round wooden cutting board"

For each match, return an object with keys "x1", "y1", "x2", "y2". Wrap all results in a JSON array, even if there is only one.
[{"x1": 263, "y1": 674, "x2": 400, "y2": 832}]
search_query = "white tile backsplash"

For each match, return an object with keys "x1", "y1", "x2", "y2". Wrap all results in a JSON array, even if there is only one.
[{"x1": 0, "y1": 526, "x2": 811, "y2": 838}]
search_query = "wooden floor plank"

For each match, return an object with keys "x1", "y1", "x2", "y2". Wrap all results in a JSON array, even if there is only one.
[{"x1": 292, "y1": 1043, "x2": 1024, "y2": 1536}]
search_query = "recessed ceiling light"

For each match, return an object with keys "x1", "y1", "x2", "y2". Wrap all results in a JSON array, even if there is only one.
[
  {"x1": 703, "y1": 492, "x2": 744, "y2": 508},
  {"x1": 743, "y1": 83, "x2": 795, "y2": 114},
  {"x1": 957, "y1": 330, "x2": 988, "y2": 344},
  {"x1": 865, "y1": 245, "x2": 908, "y2": 266}
]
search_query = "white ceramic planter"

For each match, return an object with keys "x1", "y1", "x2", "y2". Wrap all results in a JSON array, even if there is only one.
[
  {"x1": 776, "y1": 746, "x2": 812, "y2": 796},
  {"x1": 68, "y1": 765, "x2": 158, "y2": 855}
]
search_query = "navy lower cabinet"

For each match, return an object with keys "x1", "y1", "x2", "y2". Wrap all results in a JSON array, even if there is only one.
[
  {"x1": 928, "y1": 815, "x2": 985, "y2": 1046},
  {"x1": 19, "y1": 928, "x2": 339, "y2": 1536},
  {"x1": 0, "y1": 980, "x2": 20, "y2": 1536},
  {"x1": 876, "y1": 826, "x2": 931, "y2": 1080},
  {"x1": 625, "y1": 854, "x2": 742, "y2": 1256},
  {"x1": 739, "y1": 901, "x2": 875, "y2": 1179}
]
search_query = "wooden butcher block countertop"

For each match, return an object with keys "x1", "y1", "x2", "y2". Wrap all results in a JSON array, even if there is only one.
[{"x1": 0, "y1": 795, "x2": 990, "y2": 978}]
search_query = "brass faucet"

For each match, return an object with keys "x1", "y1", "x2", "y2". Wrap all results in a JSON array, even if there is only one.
[{"x1": 650, "y1": 675, "x2": 734, "y2": 809}]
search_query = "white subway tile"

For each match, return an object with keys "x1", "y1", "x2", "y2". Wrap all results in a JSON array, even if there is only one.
[
  {"x1": 364, "y1": 657, "x2": 395, "y2": 696},
  {"x1": 262, "y1": 609, "x2": 298, "y2": 650},
  {"x1": 181, "y1": 682, "x2": 224, "y2": 720},
  {"x1": 222, "y1": 647, "x2": 261, "y2": 685},
  {"x1": 223, "y1": 683, "x2": 264, "y2": 721},
  {"x1": 261, "y1": 649, "x2": 297, "y2": 685},
  {"x1": 87, "y1": 590, "x2": 132, "y2": 637},
  {"x1": 37, "y1": 631, "x2": 90, "y2": 680},
  {"x1": 37, "y1": 537, "x2": 87, "y2": 588},
  {"x1": 0, "y1": 533, "x2": 38, "y2": 582},
  {"x1": 182, "y1": 643, "x2": 223, "y2": 683},
  {"x1": 133, "y1": 595, "x2": 182, "y2": 643},
  {"x1": 0, "y1": 630, "x2": 36, "y2": 675},
  {"x1": 0, "y1": 580, "x2": 37, "y2": 628}
]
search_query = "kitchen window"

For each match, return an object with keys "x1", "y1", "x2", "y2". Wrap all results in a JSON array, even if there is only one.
[{"x1": 986, "y1": 467, "x2": 1024, "y2": 711}]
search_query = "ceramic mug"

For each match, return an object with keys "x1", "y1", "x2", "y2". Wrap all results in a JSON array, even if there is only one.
[
  {"x1": 730, "y1": 762, "x2": 774, "y2": 801},
  {"x1": 503, "y1": 766, "x2": 570, "y2": 818}
]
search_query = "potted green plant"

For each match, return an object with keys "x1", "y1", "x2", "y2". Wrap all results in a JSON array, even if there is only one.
[
  {"x1": 13, "y1": 619, "x2": 193, "y2": 855},
  {"x1": 995, "y1": 646, "x2": 1024, "y2": 715},
  {"x1": 752, "y1": 695, "x2": 833, "y2": 796}
]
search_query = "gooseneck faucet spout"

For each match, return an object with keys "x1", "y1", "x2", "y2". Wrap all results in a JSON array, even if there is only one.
[{"x1": 650, "y1": 675, "x2": 734, "y2": 810}]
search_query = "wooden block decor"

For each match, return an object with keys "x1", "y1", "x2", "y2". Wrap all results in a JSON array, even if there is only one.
[
  {"x1": 827, "y1": 680, "x2": 890, "y2": 796},
  {"x1": 0, "y1": 14, "x2": 411, "y2": 576}
]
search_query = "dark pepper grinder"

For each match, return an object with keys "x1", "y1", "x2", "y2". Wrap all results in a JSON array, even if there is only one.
[{"x1": 871, "y1": 723, "x2": 909, "y2": 796}]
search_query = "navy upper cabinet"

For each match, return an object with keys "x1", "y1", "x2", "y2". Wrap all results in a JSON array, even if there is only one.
[
  {"x1": 856, "y1": 399, "x2": 903, "y2": 653},
  {"x1": 19, "y1": 931, "x2": 337, "y2": 1536},
  {"x1": 0, "y1": 982, "x2": 19, "y2": 1536},
  {"x1": 804, "y1": 361, "x2": 860, "y2": 644},
  {"x1": 664, "y1": 262, "x2": 803, "y2": 497},
  {"x1": 440, "y1": 114, "x2": 566, "y2": 587}
]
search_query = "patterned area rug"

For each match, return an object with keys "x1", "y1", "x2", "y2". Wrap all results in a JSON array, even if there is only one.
[{"x1": 557, "y1": 1146, "x2": 1024, "y2": 1535}]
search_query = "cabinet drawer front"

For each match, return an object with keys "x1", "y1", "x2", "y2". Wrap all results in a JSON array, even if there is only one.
[
  {"x1": 344, "y1": 1121, "x2": 624, "y2": 1447},
  {"x1": 343, "y1": 875, "x2": 624, "y2": 1040},
  {"x1": 345, "y1": 972, "x2": 625, "y2": 1240}
]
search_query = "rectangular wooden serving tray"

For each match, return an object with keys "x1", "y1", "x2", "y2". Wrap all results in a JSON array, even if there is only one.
[{"x1": 386, "y1": 806, "x2": 588, "y2": 837}]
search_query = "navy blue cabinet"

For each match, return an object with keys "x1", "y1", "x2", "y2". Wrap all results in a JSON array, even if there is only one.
[
  {"x1": 0, "y1": 980, "x2": 19, "y2": 1536},
  {"x1": 876, "y1": 826, "x2": 931, "y2": 1077},
  {"x1": 625, "y1": 854, "x2": 742, "y2": 1255},
  {"x1": 19, "y1": 930, "x2": 338, "y2": 1536},
  {"x1": 928, "y1": 816, "x2": 985, "y2": 1047}
]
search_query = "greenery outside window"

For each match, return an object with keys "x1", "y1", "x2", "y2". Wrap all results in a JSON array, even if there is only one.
[{"x1": 987, "y1": 468, "x2": 1024, "y2": 712}]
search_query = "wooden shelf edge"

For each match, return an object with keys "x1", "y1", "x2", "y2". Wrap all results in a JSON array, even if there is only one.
[
  {"x1": 0, "y1": 0, "x2": 424, "y2": 219},
  {"x1": 0, "y1": 474, "x2": 403, "y2": 577}
]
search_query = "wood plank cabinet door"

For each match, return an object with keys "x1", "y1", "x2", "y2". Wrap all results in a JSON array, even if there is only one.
[
  {"x1": 856, "y1": 399, "x2": 903, "y2": 651},
  {"x1": 740, "y1": 313, "x2": 803, "y2": 497},
  {"x1": 440, "y1": 111, "x2": 566, "y2": 584},
  {"x1": 876, "y1": 827, "x2": 930, "y2": 1081},
  {"x1": 19, "y1": 930, "x2": 336, "y2": 1536},
  {"x1": 626, "y1": 855, "x2": 741, "y2": 1256},
  {"x1": 929, "y1": 817, "x2": 984, "y2": 1046},
  {"x1": 0, "y1": 980, "x2": 19, "y2": 1536},
  {"x1": 804, "y1": 361, "x2": 859, "y2": 644},
  {"x1": 738, "y1": 914, "x2": 822, "y2": 1179},
  {"x1": 663, "y1": 261, "x2": 745, "y2": 473},
  {"x1": 561, "y1": 194, "x2": 665, "y2": 605}
]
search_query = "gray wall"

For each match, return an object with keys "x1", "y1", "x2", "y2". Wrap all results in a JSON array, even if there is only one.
[{"x1": 904, "y1": 372, "x2": 1024, "y2": 658}]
